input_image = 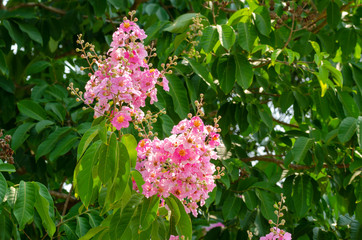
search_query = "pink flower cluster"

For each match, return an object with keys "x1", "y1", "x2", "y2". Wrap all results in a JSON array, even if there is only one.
[
  {"x1": 83, "y1": 20, "x2": 169, "y2": 129},
  {"x1": 260, "y1": 228, "x2": 292, "y2": 240},
  {"x1": 136, "y1": 116, "x2": 221, "y2": 216}
]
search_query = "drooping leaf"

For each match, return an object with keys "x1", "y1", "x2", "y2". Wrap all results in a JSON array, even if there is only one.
[
  {"x1": 357, "y1": 117, "x2": 362, "y2": 149},
  {"x1": 77, "y1": 125, "x2": 99, "y2": 160},
  {"x1": 121, "y1": 134, "x2": 138, "y2": 168},
  {"x1": 200, "y1": 26, "x2": 218, "y2": 53},
  {"x1": 0, "y1": 173, "x2": 7, "y2": 202},
  {"x1": 140, "y1": 195, "x2": 160, "y2": 231},
  {"x1": 237, "y1": 20, "x2": 257, "y2": 52},
  {"x1": 254, "y1": 6, "x2": 271, "y2": 36},
  {"x1": 109, "y1": 193, "x2": 144, "y2": 239},
  {"x1": 185, "y1": 58, "x2": 215, "y2": 90},
  {"x1": 34, "y1": 182, "x2": 56, "y2": 237},
  {"x1": 13, "y1": 181, "x2": 36, "y2": 230},
  {"x1": 222, "y1": 192, "x2": 242, "y2": 220},
  {"x1": 291, "y1": 137, "x2": 313, "y2": 164},
  {"x1": 218, "y1": 57, "x2": 236, "y2": 94},
  {"x1": 17, "y1": 100, "x2": 47, "y2": 121},
  {"x1": 36, "y1": 127, "x2": 72, "y2": 160},
  {"x1": 217, "y1": 25, "x2": 236, "y2": 50},
  {"x1": 327, "y1": 2, "x2": 341, "y2": 29},
  {"x1": 166, "y1": 194, "x2": 192, "y2": 240},
  {"x1": 166, "y1": 74, "x2": 189, "y2": 119},
  {"x1": 292, "y1": 175, "x2": 313, "y2": 219},
  {"x1": 255, "y1": 189, "x2": 277, "y2": 223},
  {"x1": 26, "y1": 61, "x2": 51, "y2": 75},
  {"x1": 35, "y1": 120, "x2": 54, "y2": 133},
  {"x1": 16, "y1": 21, "x2": 43, "y2": 45},
  {"x1": 11, "y1": 122, "x2": 35, "y2": 151},
  {"x1": 76, "y1": 141, "x2": 102, "y2": 207},
  {"x1": 164, "y1": 13, "x2": 200, "y2": 33},
  {"x1": 235, "y1": 54, "x2": 253, "y2": 89},
  {"x1": 48, "y1": 134, "x2": 78, "y2": 162},
  {"x1": 0, "y1": 213, "x2": 12, "y2": 240},
  {"x1": 76, "y1": 216, "x2": 91, "y2": 238},
  {"x1": 98, "y1": 133, "x2": 118, "y2": 184},
  {"x1": 338, "y1": 117, "x2": 357, "y2": 143}
]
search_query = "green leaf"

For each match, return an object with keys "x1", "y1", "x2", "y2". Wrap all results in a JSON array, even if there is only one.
[
  {"x1": 255, "y1": 189, "x2": 277, "y2": 222},
  {"x1": 351, "y1": 220, "x2": 362, "y2": 240},
  {"x1": 338, "y1": 117, "x2": 357, "y2": 143},
  {"x1": 164, "y1": 13, "x2": 199, "y2": 33},
  {"x1": 327, "y1": 2, "x2": 341, "y2": 29},
  {"x1": 351, "y1": 64, "x2": 362, "y2": 94},
  {"x1": 357, "y1": 117, "x2": 362, "y2": 149},
  {"x1": 0, "y1": 173, "x2": 7, "y2": 202},
  {"x1": 185, "y1": 58, "x2": 215, "y2": 90},
  {"x1": 60, "y1": 221, "x2": 78, "y2": 240},
  {"x1": 34, "y1": 182, "x2": 56, "y2": 237},
  {"x1": 121, "y1": 134, "x2": 137, "y2": 168},
  {"x1": 35, "y1": 120, "x2": 54, "y2": 133},
  {"x1": 13, "y1": 181, "x2": 36, "y2": 230},
  {"x1": 338, "y1": 91, "x2": 359, "y2": 118},
  {"x1": 292, "y1": 175, "x2": 313, "y2": 219},
  {"x1": 235, "y1": 54, "x2": 253, "y2": 89},
  {"x1": 166, "y1": 194, "x2": 192, "y2": 240},
  {"x1": 0, "y1": 50, "x2": 9, "y2": 77},
  {"x1": 36, "y1": 127, "x2": 72, "y2": 160},
  {"x1": 218, "y1": 57, "x2": 236, "y2": 94},
  {"x1": 109, "y1": 193, "x2": 144, "y2": 239},
  {"x1": 49, "y1": 134, "x2": 78, "y2": 162},
  {"x1": 17, "y1": 100, "x2": 47, "y2": 121},
  {"x1": 291, "y1": 137, "x2": 313, "y2": 164},
  {"x1": 217, "y1": 25, "x2": 236, "y2": 50},
  {"x1": 237, "y1": 20, "x2": 257, "y2": 52},
  {"x1": 323, "y1": 60, "x2": 343, "y2": 86},
  {"x1": 222, "y1": 193, "x2": 242, "y2": 220},
  {"x1": 140, "y1": 195, "x2": 160, "y2": 231},
  {"x1": 75, "y1": 141, "x2": 102, "y2": 207},
  {"x1": 338, "y1": 28, "x2": 357, "y2": 56},
  {"x1": 0, "y1": 163, "x2": 15, "y2": 173},
  {"x1": 77, "y1": 125, "x2": 99, "y2": 160},
  {"x1": 131, "y1": 170, "x2": 145, "y2": 194},
  {"x1": 79, "y1": 226, "x2": 108, "y2": 240},
  {"x1": 76, "y1": 216, "x2": 91, "y2": 237},
  {"x1": 258, "y1": 105, "x2": 273, "y2": 130},
  {"x1": 16, "y1": 21, "x2": 43, "y2": 45},
  {"x1": 89, "y1": 0, "x2": 107, "y2": 17},
  {"x1": 11, "y1": 122, "x2": 35, "y2": 151},
  {"x1": 227, "y1": 8, "x2": 251, "y2": 26},
  {"x1": 200, "y1": 26, "x2": 218, "y2": 53},
  {"x1": 26, "y1": 61, "x2": 51, "y2": 75},
  {"x1": 0, "y1": 213, "x2": 12, "y2": 240},
  {"x1": 98, "y1": 133, "x2": 118, "y2": 184},
  {"x1": 45, "y1": 102, "x2": 66, "y2": 122},
  {"x1": 254, "y1": 6, "x2": 271, "y2": 36},
  {"x1": 166, "y1": 74, "x2": 189, "y2": 119},
  {"x1": 271, "y1": 49, "x2": 282, "y2": 65},
  {"x1": 2, "y1": 20, "x2": 24, "y2": 47}
]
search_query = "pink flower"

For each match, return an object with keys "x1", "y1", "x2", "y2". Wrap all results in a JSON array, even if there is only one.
[
  {"x1": 204, "y1": 222, "x2": 225, "y2": 231},
  {"x1": 111, "y1": 111, "x2": 131, "y2": 130},
  {"x1": 135, "y1": 116, "x2": 221, "y2": 217},
  {"x1": 260, "y1": 228, "x2": 292, "y2": 240}
]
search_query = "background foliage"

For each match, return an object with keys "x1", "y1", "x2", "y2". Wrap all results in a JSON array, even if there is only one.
[{"x1": 0, "y1": 0, "x2": 361, "y2": 239}]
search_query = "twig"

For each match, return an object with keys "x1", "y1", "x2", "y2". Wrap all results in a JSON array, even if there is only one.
[
  {"x1": 50, "y1": 190, "x2": 77, "y2": 202},
  {"x1": 272, "y1": 117, "x2": 299, "y2": 128},
  {"x1": 8, "y1": 2, "x2": 66, "y2": 15},
  {"x1": 130, "y1": 0, "x2": 149, "y2": 11},
  {"x1": 57, "y1": 185, "x2": 74, "y2": 240},
  {"x1": 283, "y1": 11, "x2": 295, "y2": 50}
]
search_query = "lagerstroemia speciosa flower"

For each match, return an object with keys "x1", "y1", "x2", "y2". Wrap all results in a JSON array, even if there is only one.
[
  {"x1": 260, "y1": 227, "x2": 292, "y2": 240},
  {"x1": 82, "y1": 19, "x2": 169, "y2": 129},
  {"x1": 136, "y1": 115, "x2": 221, "y2": 217}
]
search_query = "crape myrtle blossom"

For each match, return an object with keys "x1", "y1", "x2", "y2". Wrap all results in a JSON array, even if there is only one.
[
  {"x1": 260, "y1": 227, "x2": 292, "y2": 240},
  {"x1": 136, "y1": 111, "x2": 223, "y2": 217},
  {"x1": 76, "y1": 15, "x2": 169, "y2": 130}
]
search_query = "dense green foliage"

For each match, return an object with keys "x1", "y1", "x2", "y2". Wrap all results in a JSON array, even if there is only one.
[{"x1": 0, "y1": 0, "x2": 362, "y2": 239}]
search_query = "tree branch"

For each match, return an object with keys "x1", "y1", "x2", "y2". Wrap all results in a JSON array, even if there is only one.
[
  {"x1": 130, "y1": 0, "x2": 149, "y2": 11},
  {"x1": 8, "y1": 2, "x2": 66, "y2": 15},
  {"x1": 49, "y1": 190, "x2": 77, "y2": 202},
  {"x1": 272, "y1": 117, "x2": 299, "y2": 128}
]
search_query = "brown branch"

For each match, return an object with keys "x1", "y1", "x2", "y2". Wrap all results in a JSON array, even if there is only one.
[
  {"x1": 283, "y1": 11, "x2": 295, "y2": 50},
  {"x1": 240, "y1": 155, "x2": 350, "y2": 170},
  {"x1": 57, "y1": 185, "x2": 74, "y2": 240},
  {"x1": 272, "y1": 117, "x2": 299, "y2": 128},
  {"x1": 248, "y1": 90, "x2": 280, "y2": 97},
  {"x1": 49, "y1": 190, "x2": 77, "y2": 202},
  {"x1": 220, "y1": 7, "x2": 236, "y2": 13}
]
